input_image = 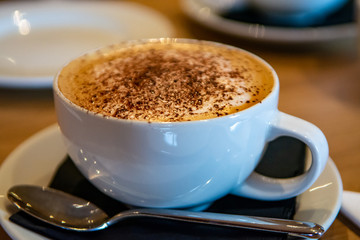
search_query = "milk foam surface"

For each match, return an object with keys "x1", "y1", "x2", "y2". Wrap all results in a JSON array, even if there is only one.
[{"x1": 58, "y1": 40, "x2": 274, "y2": 122}]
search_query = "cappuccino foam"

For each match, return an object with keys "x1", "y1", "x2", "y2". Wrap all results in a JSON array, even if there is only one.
[{"x1": 58, "y1": 40, "x2": 274, "y2": 122}]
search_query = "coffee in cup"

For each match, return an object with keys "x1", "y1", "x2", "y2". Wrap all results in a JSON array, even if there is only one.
[{"x1": 58, "y1": 40, "x2": 273, "y2": 122}]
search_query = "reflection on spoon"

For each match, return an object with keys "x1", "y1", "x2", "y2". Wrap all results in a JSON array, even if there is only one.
[{"x1": 8, "y1": 185, "x2": 324, "y2": 238}]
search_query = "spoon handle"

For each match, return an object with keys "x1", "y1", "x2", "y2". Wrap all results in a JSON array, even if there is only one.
[{"x1": 111, "y1": 208, "x2": 324, "y2": 239}]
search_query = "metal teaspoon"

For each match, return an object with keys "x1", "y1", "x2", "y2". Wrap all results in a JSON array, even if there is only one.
[{"x1": 7, "y1": 185, "x2": 324, "y2": 238}]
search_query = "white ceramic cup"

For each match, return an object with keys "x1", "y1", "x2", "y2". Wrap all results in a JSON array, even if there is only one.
[{"x1": 53, "y1": 39, "x2": 329, "y2": 209}]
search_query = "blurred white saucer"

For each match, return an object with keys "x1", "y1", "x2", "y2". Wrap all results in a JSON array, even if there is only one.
[
  {"x1": 0, "y1": 1, "x2": 173, "y2": 89},
  {"x1": 181, "y1": 0, "x2": 356, "y2": 44}
]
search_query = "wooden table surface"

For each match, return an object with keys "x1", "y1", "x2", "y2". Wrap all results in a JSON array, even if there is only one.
[{"x1": 1, "y1": 1, "x2": 359, "y2": 239}]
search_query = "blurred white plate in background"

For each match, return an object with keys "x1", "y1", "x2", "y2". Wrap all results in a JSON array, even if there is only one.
[
  {"x1": 0, "y1": 1, "x2": 174, "y2": 89},
  {"x1": 181, "y1": 0, "x2": 356, "y2": 45}
]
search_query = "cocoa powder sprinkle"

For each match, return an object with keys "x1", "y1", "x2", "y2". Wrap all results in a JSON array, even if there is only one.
[{"x1": 59, "y1": 42, "x2": 273, "y2": 122}]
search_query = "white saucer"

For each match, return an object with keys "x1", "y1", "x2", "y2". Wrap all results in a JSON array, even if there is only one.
[
  {"x1": 0, "y1": 125, "x2": 343, "y2": 240},
  {"x1": 181, "y1": 0, "x2": 356, "y2": 44},
  {"x1": 0, "y1": 1, "x2": 174, "y2": 89}
]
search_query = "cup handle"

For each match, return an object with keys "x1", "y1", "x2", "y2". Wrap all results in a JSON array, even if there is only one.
[{"x1": 232, "y1": 111, "x2": 329, "y2": 200}]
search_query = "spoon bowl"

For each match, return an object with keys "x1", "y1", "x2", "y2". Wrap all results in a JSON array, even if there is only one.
[
  {"x1": 8, "y1": 185, "x2": 324, "y2": 238},
  {"x1": 8, "y1": 185, "x2": 109, "y2": 231}
]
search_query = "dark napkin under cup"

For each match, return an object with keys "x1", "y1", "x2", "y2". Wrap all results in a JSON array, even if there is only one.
[{"x1": 10, "y1": 137, "x2": 305, "y2": 240}]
